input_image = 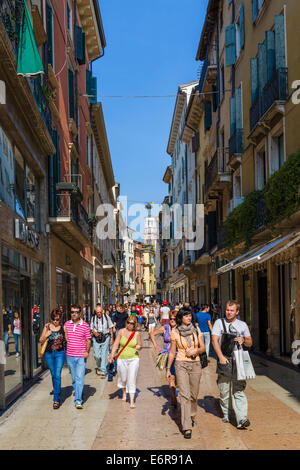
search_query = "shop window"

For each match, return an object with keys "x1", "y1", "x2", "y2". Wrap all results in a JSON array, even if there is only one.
[{"x1": 0, "y1": 126, "x2": 14, "y2": 210}]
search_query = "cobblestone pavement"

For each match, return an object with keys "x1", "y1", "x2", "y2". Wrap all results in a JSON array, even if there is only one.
[{"x1": 1, "y1": 331, "x2": 300, "y2": 450}]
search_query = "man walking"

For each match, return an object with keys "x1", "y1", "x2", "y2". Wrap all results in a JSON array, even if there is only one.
[
  {"x1": 64, "y1": 305, "x2": 91, "y2": 409},
  {"x1": 160, "y1": 301, "x2": 170, "y2": 326},
  {"x1": 195, "y1": 304, "x2": 212, "y2": 358},
  {"x1": 90, "y1": 304, "x2": 114, "y2": 378},
  {"x1": 212, "y1": 300, "x2": 252, "y2": 429}
]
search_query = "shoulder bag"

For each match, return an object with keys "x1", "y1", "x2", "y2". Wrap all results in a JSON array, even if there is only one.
[
  {"x1": 40, "y1": 326, "x2": 50, "y2": 357},
  {"x1": 114, "y1": 331, "x2": 135, "y2": 361}
]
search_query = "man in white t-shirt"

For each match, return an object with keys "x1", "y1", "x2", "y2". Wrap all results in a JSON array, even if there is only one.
[
  {"x1": 212, "y1": 300, "x2": 252, "y2": 429},
  {"x1": 160, "y1": 301, "x2": 170, "y2": 326}
]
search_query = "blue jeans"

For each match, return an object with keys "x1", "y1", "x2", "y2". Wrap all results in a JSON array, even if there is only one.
[
  {"x1": 45, "y1": 350, "x2": 65, "y2": 403},
  {"x1": 93, "y1": 335, "x2": 110, "y2": 375},
  {"x1": 67, "y1": 356, "x2": 86, "y2": 404},
  {"x1": 14, "y1": 334, "x2": 20, "y2": 354},
  {"x1": 3, "y1": 331, "x2": 9, "y2": 354},
  {"x1": 202, "y1": 332, "x2": 211, "y2": 357}
]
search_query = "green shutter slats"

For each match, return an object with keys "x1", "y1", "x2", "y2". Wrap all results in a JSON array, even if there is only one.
[
  {"x1": 240, "y1": 4, "x2": 245, "y2": 50},
  {"x1": 265, "y1": 30, "x2": 276, "y2": 81},
  {"x1": 75, "y1": 26, "x2": 86, "y2": 65},
  {"x1": 225, "y1": 24, "x2": 236, "y2": 67},
  {"x1": 46, "y1": 4, "x2": 53, "y2": 67},
  {"x1": 275, "y1": 15, "x2": 286, "y2": 70},
  {"x1": 230, "y1": 96, "x2": 236, "y2": 136},
  {"x1": 252, "y1": 0, "x2": 258, "y2": 23},
  {"x1": 89, "y1": 76, "x2": 97, "y2": 104},
  {"x1": 250, "y1": 58, "x2": 259, "y2": 104},
  {"x1": 68, "y1": 69, "x2": 74, "y2": 119},
  {"x1": 258, "y1": 43, "x2": 267, "y2": 94}
]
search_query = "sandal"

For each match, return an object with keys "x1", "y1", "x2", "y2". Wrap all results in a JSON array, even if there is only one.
[
  {"x1": 53, "y1": 402, "x2": 60, "y2": 409},
  {"x1": 184, "y1": 430, "x2": 192, "y2": 439},
  {"x1": 95, "y1": 368, "x2": 101, "y2": 376}
]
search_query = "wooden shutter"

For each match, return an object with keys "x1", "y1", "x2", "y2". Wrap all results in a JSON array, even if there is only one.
[
  {"x1": 275, "y1": 15, "x2": 286, "y2": 70},
  {"x1": 225, "y1": 24, "x2": 236, "y2": 67},
  {"x1": 46, "y1": 3, "x2": 53, "y2": 67},
  {"x1": 258, "y1": 43, "x2": 267, "y2": 94},
  {"x1": 265, "y1": 30, "x2": 275, "y2": 81},
  {"x1": 76, "y1": 26, "x2": 85, "y2": 65},
  {"x1": 250, "y1": 58, "x2": 258, "y2": 104},
  {"x1": 240, "y1": 4, "x2": 245, "y2": 50},
  {"x1": 235, "y1": 87, "x2": 242, "y2": 130},
  {"x1": 68, "y1": 69, "x2": 74, "y2": 119},
  {"x1": 252, "y1": 0, "x2": 258, "y2": 23},
  {"x1": 230, "y1": 96, "x2": 236, "y2": 136}
]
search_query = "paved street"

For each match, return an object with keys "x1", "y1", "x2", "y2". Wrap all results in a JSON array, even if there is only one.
[{"x1": 1, "y1": 331, "x2": 300, "y2": 450}]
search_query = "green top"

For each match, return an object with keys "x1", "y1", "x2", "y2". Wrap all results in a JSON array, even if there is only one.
[
  {"x1": 117, "y1": 334, "x2": 139, "y2": 359},
  {"x1": 130, "y1": 311, "x2": 137, "y2": 317}
]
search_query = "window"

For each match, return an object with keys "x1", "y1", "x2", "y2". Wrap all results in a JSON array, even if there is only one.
[
  {"x1": 67, "y1": 2, "x2": 72, "y2": 39},
  {"x1": 256, "y1": 148, "x2": 267, "y2": 190},
  {"x1": 270, "y1": 133, "x2": 285, "y2": 174},
  {"x1": 68, "y1": 68, "x2": 75, "y2": 119},
  {"x1": 220, "y1": 65, "x2": 225, "y2": 101}
]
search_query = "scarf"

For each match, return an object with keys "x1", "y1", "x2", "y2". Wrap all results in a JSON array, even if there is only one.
[{"x1": 177, "y1": 324, "x2": 198, "y2": 347}]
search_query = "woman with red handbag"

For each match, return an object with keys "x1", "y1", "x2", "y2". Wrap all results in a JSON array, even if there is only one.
[{"x1": 108, "y1": 315, "x2": 142, "y2": 408}]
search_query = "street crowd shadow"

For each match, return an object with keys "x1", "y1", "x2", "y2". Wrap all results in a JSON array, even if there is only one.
[
  {"x1": 82, "y1": 384, "x2": 97, "y2": 403},
  {"x1": 198, "y1": 395, "x2": 222, "y2": 418},
  {"x1": 108, "y1": 388, "x2": 141, "y2": 402},
  {"x1": 147, "y1": 385, "x2": 182, "y2": 433},
  {"x1": 60, "y1": 385, "x2": 73, "y2": 405}
]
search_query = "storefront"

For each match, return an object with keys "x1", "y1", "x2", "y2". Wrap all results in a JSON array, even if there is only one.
[{"x1": 1, "y1": 243, "x2": 45, "y2": 405}]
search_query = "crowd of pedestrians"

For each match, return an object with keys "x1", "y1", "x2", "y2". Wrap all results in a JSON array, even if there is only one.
[{"x1": 38, "y1": 298, "x2": 253, "y2": 439}]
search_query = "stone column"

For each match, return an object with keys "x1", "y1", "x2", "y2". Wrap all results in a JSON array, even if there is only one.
[{"x1": 268, "y1": 260, "x2": 280, "y2": 356}]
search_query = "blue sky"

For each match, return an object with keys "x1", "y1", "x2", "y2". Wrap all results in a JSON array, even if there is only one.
[{"x1": 93, "y1": 0, "x2": 208, "y2": 235}]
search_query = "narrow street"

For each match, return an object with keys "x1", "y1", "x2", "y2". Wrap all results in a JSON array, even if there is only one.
[{"x1": 1, "y1": 331, "x2": 300, "y2": 450}]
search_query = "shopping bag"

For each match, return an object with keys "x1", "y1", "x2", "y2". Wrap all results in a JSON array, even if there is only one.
[
  {"x1": 233, "y1": 346, "x2": 246, "y2": 381},
  {"x1": 156, "y1": 352, "x2": 168, "y2": 371},
  {"x1": 242, "y1": 350, "x2": 256, "y2": 379}
]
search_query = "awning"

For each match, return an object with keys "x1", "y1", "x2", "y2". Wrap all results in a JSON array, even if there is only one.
[
  {"x1": 217, "y1": 232, "x2": 300, "y2": 274},
  {"x1": 17, "y1": 1, "x2": 44, "y2": 77}
]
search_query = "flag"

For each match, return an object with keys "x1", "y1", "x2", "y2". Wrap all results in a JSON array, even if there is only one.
[{"x1": 17, "y1": 0, "x2": 44, "y2": 77}]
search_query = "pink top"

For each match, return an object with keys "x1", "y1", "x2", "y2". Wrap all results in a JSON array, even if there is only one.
[{"x1": 64, "y1": 320, "x2": 91, "y2": 357}]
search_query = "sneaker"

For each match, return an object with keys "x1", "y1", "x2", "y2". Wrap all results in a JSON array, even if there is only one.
[
  {"x1": 16, "y1": 353, "x2": 20, "y2": 357},
  {"x1": 237, "y1": 418, "x2": 250, "y2": 429},
  {"x1": 75, "y1": 402, "x2": 83, "y2": 409},
  {"x1": 222, "y1": 417, "x2": 230, "y2": 423}
]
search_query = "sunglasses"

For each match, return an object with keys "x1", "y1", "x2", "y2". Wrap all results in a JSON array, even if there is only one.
[
  {"x1": 127, "y1": 322, "x2": 135, "y2": 325},
  {"x1": 71, "y1": 311, "x2": 80, "y2": 314},
  {"x1": 53, "y1": 318, "x2": 60, "y2": 322}
]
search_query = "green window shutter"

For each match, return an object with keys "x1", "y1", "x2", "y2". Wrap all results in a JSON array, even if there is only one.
[
  {"x1": 230, "y1": 95, "x2": 236, "y2": 136},
  {"x1": 265, "y1": 30, "x2": 275, "y2": 81},
  {"x1": 204, "y1": 101, "x2": 212, "y2": 131},
  {"x1": 235, "y1": 87, "x2": 242, "y2": 130},
  {"x1": 240, "y1": 4, "x2": 245, "y2": 49},
  {"x1": 225, "y1": 24, "x2": 236, "y2": 67},
  {"x1": 46, "y1": 3, "x2": 53, "y2": 67},
  {"x1": 76, "y1": 26, "x2": 85, "y2": 65},
  {"x1": 252, "y1": 0, "x2": 258, "y2": 23},
  {"x1": 258, "y1": 43, "x2": 267, "y2": 94},
  {"x1": 250, "y1": 58, "x2": 258, "y2": 103},
  {"x1": 68, "y1": 69, "x2": 74, "y2": 119},
  {"x1": 86, "y1": 68, "x2": 91, "y2": 96},
  {"x1": 89, "y1": 76, "x2": 97, "y2": 104},
  {"x1": 55, "y1": 131, "x2": 60, "y2": 184},
  {"x1": 275, "y1": 15, "x2": 286, "y2": 70}
]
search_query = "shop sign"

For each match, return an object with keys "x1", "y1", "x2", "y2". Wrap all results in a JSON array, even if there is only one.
[{"x1": 15, "y1": 219, "x2": 40, "y2": 250}]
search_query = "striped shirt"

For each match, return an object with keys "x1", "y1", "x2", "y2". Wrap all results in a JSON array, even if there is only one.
[{"x1": 64, "y1": 320, "x2": 91, "y2": 357}]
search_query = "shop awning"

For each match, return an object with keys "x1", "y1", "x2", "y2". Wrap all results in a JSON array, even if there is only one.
[
  {"x1": 217, "y1": 232, "x2": 300, "y2": 274},
  {"x1": 17, "y1": 1, "x2": 44, "y2": 77}
]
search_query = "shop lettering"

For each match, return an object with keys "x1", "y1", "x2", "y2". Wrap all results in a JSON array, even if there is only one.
[{"x1": 15, "y1": 219, "x2": 40, "y2": 250}]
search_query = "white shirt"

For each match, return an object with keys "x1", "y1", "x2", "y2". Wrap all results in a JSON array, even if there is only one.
[
  {"x1": 212, "y1": 318, "x2": 251, "y2": 350},
  {"x1": 160, "y1": 306, "x2": 170, "y2": 320},
  {"x1": 90, "y1": 314, "x2": 113, "y2": 334}
]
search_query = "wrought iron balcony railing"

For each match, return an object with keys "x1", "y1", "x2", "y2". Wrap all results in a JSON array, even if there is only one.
[
  {"x1": 229, "y1": 129, "x2": 244, "y2": 159},
  {"x1": 205, "y1": 148, "x2": 230, "y2": 194},
  {"x1": 55, "y1": 193, "x2": 90, "y2": 240},
  {"x1": 0, "y1": 0, "x2": 22, "y2": 54}
]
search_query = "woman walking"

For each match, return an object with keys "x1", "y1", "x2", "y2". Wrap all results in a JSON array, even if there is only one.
[
  {"x1": 150, "y1": 311, "x2": 178, "y2": 407},
  {"x1": 13, "y1": 310, "x2": 21, "y2": 357},
  {"x1": 108, "y1": 315, "x2": 142, "y2": 408},
  {"x1": 146, "y1": 306, "x2": 157, "y2": 335},
  {"x1": 166, "y1": 307, "x2": 205, "y2": 439},
  {"x1": 39, "y1": 309, "x2": 66, "y2": 409}
]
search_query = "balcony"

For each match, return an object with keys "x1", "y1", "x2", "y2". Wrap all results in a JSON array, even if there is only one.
[
  {"x1": 205, "y1": 149, "x2": 231, "y2": 196},
  {"x1": 228, "y1": 129, "x2": 244, "y2": 169},
  {"x1": 249, "y1": 68, "x2": 288, "y2": 136},
  {"x1": 27, "y1": 78, "x2": 52, "y2": 137},
  {"x1": 199, "y1": 48, "x2": 217, "y2": 94},
  {"x1": 49, "y1": 193, "x2": 90, "y2": 250},
  {"x1": 0, "y1": 0, "x2": 22, "y2": 55}
]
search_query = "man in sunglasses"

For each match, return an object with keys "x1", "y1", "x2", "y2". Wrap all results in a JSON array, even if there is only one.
[{"x1": 64, "y1": 305, "x2": 91, "y2": 409}]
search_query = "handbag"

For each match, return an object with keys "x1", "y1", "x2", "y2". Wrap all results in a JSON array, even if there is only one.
[
  {"x1": 40, "y1": 338, "x2": 49, "y2": 357},
  {"x1": 200, "y1": 352, "x2": 208, "y2": 369},
  {"x1": 156, "y1": 352, "x2": 168, "y2": 371},
  {"x1": 220, "y1": 318, "x2": 236, "y2": 357}
]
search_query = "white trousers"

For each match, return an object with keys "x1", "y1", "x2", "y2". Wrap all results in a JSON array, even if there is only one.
[{"x1": 117, "y1": 358, "x2": 139, "y2": 394}]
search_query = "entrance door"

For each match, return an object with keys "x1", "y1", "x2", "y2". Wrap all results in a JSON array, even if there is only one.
[
  {"x1": 258, "y1": 270, "x2": 268, "y2": 352},
  {"x1": 20, "y1": 276, "x2": 32, "y2": 383},
  {"x1": 278, "y1": 265, "x2": 288, "y2": 356}
]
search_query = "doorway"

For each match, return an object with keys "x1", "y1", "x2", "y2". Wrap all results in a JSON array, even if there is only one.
[
  {"x1": 20, "y1": 276, "x2": 32, "y2": 383},
  {"x1": 258, "y1": 270, "x2": 268, "y2": 352}
]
